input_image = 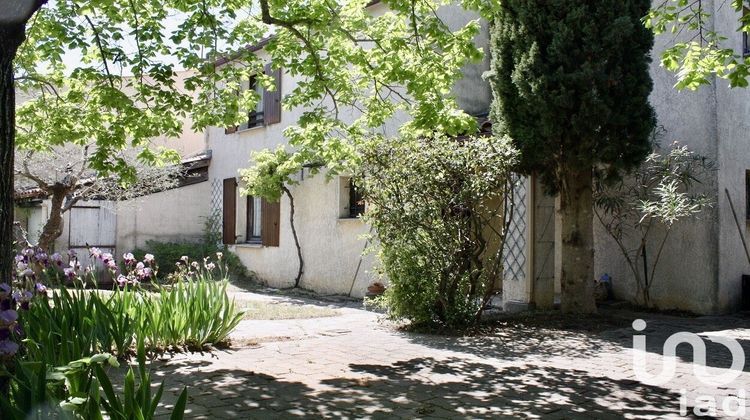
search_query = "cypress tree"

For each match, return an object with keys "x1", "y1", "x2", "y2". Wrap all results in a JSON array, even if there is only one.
[{"x1": 488, "y1": 0, "x2": 656, "y2": 313}]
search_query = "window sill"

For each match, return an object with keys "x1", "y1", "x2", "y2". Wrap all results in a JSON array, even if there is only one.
[
  {"x1": 338, "y1": 216, "x2": 363, "y2": 222},
  {"x1": 235, "y1": 242, "x2": 263, "y2": 249},
  {"x1": 236, "y1": 124, "x2": 265, "y2": 134}
]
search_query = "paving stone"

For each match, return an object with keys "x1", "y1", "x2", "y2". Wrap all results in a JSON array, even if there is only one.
[{"x1": 136, "y1": 290, "x2": 750, "y2": 419}]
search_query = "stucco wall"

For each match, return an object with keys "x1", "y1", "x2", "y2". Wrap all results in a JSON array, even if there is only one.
[
  {"x1": 229, "y1": 172, "x2": 376, "y2": 296},
  {"x1": 593, "y1": 1, "x2": 725, "y2": 313},
  {"x1": 713, "y1": 3, "x2": 750, "y2": 312},
  {"x1": 116, "y1": 182, "x2": 211, "y2": 253}
]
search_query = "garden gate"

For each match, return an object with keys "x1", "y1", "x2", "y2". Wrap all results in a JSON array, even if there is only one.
[{"x1": 68, "y1": 201, "x2": 116, "y2": 266}]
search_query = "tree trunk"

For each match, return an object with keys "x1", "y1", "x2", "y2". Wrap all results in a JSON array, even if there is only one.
[
  {"x1": 556, "y1": 167, "x2": 597, "y2": 314},
  {"x1": 0, "y1": 25, "x2": 26, "y2": 287},
  {"x1": 37, "y1": 187, "x2": 67, "y2": 251},
  {"x1": 282, "y1": 186, "x2": 303, "y2": 288}
]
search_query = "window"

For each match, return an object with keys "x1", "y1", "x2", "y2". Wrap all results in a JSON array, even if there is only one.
[
  {"x1": 238, "y1": 76, "x2": 264, "y2": 130},
  {"x1": 222, "y1": 180, "x2": 280, "y2": 246},
  {"x1": 225, "y1": 64, "x2": 282, "y2": 134},
  {"x1": 339, "y1": 177, "x2": 365, "y2": 218},
  {"x1": 222, "y1": 178, "x2": 237, "y2": 245},
  {"x1": 246, "y1": 196, "x2": 262, "y2": 242},
  {"x1": 744, "y1": 7, "x2": 750, "y2": 57},
  {"x1": 349, "y1": 179, "x2": 365, "y2": 218}
]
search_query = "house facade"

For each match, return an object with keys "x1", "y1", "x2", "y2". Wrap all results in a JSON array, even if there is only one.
[
  {"x1": 210, "y1": 3, "x2": 750, "y2": 312},
  {"x1": 209, "y1": 3, "x2": 492, "y2": 297},
  {"x1": 511, "y1": 3, "x2": 750, "y2": 315}
]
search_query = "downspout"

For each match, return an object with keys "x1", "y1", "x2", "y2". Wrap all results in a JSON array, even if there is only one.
[{"x1": 710, "y1": 0, "x2": 721, "y2": 314}]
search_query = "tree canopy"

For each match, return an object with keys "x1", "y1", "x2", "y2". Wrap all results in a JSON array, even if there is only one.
[
  {"x1": 13, "y1": 0, "x2": 489, "y2": 180},
  {"x1": 646, "y1": 0, "x2": 750, "y2": 89}
]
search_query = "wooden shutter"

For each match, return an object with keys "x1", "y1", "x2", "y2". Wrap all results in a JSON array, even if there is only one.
[
  {"x1": 260, "y1": 198, "x2": 280, "y2": 247},
  {"x1": 225, "y1": 125, "x2": 238, "y2": 134},
  {"x1": 263, "y1": 64, "x2": 282, "y2": 125},
  {"x1": 222, "y1": 178, "x2": 237, "y2": 245}
]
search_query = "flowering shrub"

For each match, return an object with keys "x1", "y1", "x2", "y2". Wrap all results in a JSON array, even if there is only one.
[{"x1": 0, "y1": 247, "x2": 240, "y2": 417}]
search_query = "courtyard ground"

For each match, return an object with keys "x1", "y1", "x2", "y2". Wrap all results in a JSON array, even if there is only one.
[{"x1": 149, "y1": 289, "x2": 750, "y2": 419}]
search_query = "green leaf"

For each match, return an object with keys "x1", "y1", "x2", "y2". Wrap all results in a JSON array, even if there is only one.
[{"x1": 170, "y1": 387, "x2": 188, "y2": 420}]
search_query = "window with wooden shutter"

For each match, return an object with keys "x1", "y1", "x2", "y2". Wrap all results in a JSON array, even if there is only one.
[
  {"x1": 261, "y1": 198, "x2": 280, "y2": 247},
  {"x1": 222, "y1": 178, "x2": 237, "y2": 245},
  {"x1": 263, "y1": 64, "x2": 282, "y2": 125}
]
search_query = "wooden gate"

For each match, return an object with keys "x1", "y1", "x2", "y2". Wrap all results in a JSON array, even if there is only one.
[{"x1": 68, "y1": 201, "x2": 116, "y2": 266}]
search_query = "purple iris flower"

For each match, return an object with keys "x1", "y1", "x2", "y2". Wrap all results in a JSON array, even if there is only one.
[
  {"x1": 35, "y1": 283, "x2": 47, "y2": 295},
  {"x1": 0, "y1": 340, "x2": 19, "y2": 356},
  {"x1": 0, "y1": 309, "x2": 18, "y2": 325}
]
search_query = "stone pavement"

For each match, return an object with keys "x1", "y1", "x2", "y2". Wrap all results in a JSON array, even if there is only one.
[{"x1": 149, "y1": 291, "x2": 750, "y2": 419}]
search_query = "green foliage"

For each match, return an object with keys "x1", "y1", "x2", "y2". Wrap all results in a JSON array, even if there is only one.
[
  {"x1": 138, "y1": 276, "x2": 244, "y2": 350},
  {"x1": 21, "y1": 287, "x2": 135, "y2": 367},
  {"x1": 14, "y1": 0, "x2": 484, "y2": 185},
  {"x1": 594, "y1": 141, "x2": 714, "y2": 306},
  {"x1": 232, "y1": 0, "x2": 486, "y2": 203},
  {"x1": 19, "y1": 277, "x2": 241, "y2": 369},
  {"x1": 1, "y1": 349, "x2": 185, "y2": 420},
  {"x1": 359, "y1": 135, "x2": 517, "y2": 328},
  {"x1": 241, "y1": 147, "x2": 302, "y2": 202},
  {"x1": 488, "y1": 0, "x2": 657, "y2": 192},
  {"x1": 90, "y1": 342, "x2": 187, "y2": 420},
  {"x1": 0, "y1": 359, "x2": 74, "y2": 419},
  {"x1": 646, "y1": 0, "x2": 750, "y2": 89}
]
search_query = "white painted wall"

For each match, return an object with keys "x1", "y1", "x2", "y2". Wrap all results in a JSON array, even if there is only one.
[{"x1": 116, "y1": 181, "x2": 211, "y2": 253}]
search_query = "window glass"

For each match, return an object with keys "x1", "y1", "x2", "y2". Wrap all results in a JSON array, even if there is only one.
[
  {"x1": 239, "y1": 76, "x2": 265, "y2": 130},
  {"x1": 349, "y1": 178, "x2": 365, "y2": 218},
  {"x1": 246, "y1": 196, "x2": 262, "y2": 241}
]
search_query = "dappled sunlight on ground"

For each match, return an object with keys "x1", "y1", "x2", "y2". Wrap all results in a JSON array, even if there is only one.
[{"x1": 144, "y1": 290, "x2": 750, "y2": 419}]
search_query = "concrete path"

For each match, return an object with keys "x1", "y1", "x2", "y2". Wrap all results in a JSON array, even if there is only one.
[{"x1": 150, "y1": 291, "x2": 750, "y2": 419}]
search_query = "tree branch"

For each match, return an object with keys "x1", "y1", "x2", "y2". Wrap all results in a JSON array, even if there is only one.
[{"x1": 84, "y1": 14, "x2": 115, "y2": 89}]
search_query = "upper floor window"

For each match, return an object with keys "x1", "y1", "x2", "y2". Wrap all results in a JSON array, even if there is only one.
[
  {"x1": 225, "y1": 64, "x2": 282, "y2": 134},
  {"x1": 239, "y1": 76, "x2": 265, "y2": 130}
]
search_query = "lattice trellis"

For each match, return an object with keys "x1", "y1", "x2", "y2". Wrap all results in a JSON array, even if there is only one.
[
  {"x1": 209, "y1": 178, "x2": 223, "y2": 246},
  {"x1": 502, "y1": 174, "x2": 528, "y2": 282}
]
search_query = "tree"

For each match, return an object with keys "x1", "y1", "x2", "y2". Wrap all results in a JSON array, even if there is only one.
[
  {"x1": 594, "y1": 141, "x2": 714, "y2": 306},
  {"x1": 15, "y1": 145, "x2": 183, "y2": 251},
  {"x1": 240, "y1": 148, "x2": 305, "y2": 288},
  {"x1": 646, "y1": 0, "x2": 750, "y2": 89},
  {"x1": 488, "y1": 0, "x2": 656, "y2": 313},
  {"x1": 1, "y1": 0, "x2": 484, "y2": 286}
]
